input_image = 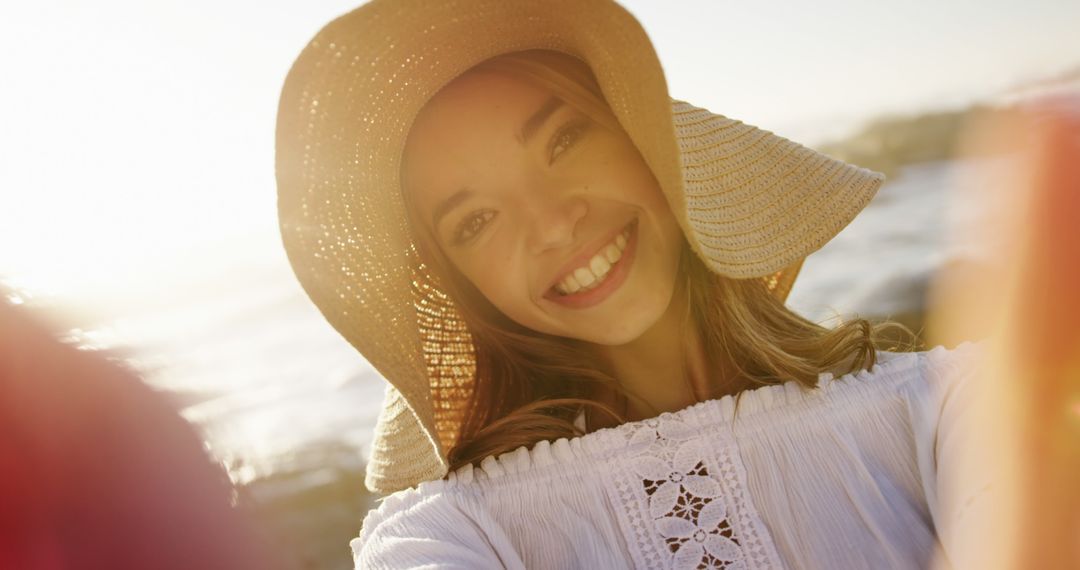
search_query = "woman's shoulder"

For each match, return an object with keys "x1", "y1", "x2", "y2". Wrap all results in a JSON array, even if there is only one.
[
  {"x1": 916, "y1": 339, "x2": 987, "y2": 373},
  {"x1": 352, "y1": 479, "x2": 516, "y2": 568},
  {"x1": 813, "y1": 340, "x2": 988, "y2": 417},
  {"x1": 356, "y1": 480, "x2": 455, "y2": 543},
  {"x1": 875, "y1": 340, "x2": 988, "y2": 397},
  {"x1": 353, "y1": 440, "x2": 598, "y2": 563},
  {"x1": 825, "y1": 340, "x2": 986, "y2": 395},
  {"x1": 668, "y1": 340, "x2": 987, "y2": 425},
  {"x1": 693, "y1": 340, "x2": 987, "y2": 441}
]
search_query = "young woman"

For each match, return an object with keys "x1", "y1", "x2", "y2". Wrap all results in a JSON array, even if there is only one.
[{"x1": 276, "y1": 0, "x2": 987, "y2": 568}]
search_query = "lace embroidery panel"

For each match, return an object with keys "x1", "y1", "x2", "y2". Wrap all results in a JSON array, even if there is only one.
[{"x1": 607, "y1": 415, "x2": 780, "y2": 570}]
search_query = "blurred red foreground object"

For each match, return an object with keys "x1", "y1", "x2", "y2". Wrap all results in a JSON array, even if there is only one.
[
  {"x1": 1008, "y1": 97, "x2": 1080, "y2": 569},
  {"x1": 928, "y1": 95, "x2": 1080, "y2": 569},
  {"x1": 0, "y1": 303, "x2": 281, "y2": 570}
]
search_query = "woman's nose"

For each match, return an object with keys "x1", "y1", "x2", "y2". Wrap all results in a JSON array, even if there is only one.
[{"x1": 524, "y1": 194, "x2": 588, "y2": 254}]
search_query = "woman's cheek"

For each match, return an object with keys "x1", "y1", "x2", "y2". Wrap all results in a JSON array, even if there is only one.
[{"x1": 465, "y1": 255, "x2": 514, "y2": 302}]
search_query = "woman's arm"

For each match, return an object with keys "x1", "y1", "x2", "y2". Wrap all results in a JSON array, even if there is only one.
[{"x1": 908, "y1": 341, "x2": 997, "y2": 569}]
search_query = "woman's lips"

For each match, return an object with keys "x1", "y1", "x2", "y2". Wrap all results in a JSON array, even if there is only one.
[{"x1": 543, "y1": 220, "x2": 638, "y2": 309}]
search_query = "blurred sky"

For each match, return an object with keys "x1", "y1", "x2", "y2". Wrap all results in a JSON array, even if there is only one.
[{"x1": 1, "y1": 0, "x2": 1079, "y2": 315}]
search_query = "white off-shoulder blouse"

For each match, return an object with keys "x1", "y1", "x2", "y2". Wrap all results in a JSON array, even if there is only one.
[{"x1": 352, "y1": 342, "x2": 990, "y2": 569}]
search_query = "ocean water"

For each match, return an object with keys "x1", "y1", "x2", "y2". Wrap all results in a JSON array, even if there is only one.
[{"x1": 18, "y1": 157, "x2": 1005, "y2": 482}]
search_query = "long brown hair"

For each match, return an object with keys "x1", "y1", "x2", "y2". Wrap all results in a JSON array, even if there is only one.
[{"x1": 403, "y1": 50, "x2": 918, "y2": 474}]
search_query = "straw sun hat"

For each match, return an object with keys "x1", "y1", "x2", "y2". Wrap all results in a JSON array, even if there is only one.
[{"x1": 276, "y1": 0, "x2": 885, "y2": 494}]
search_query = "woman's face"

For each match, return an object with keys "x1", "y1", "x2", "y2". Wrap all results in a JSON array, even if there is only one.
[{"x1": 402, "y1": 69, "x2": 684, "y2": 346}]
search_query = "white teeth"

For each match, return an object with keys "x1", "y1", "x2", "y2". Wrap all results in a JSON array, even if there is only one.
[
  {"x1": 589, "y1": 255, "x2": 611, "y2": 277},
  {"x1": 603, "y1": 244, "x2": 621, "y2": 264},
  {"x1": 573, "y1": 267, "x2": 596, "y2": 287},
  {"x1": 562, "y1": 274, "x2": 582, "y2": 293},
  {"x1": 552, "y1": 224, "x2": 633, "y2": 296}
]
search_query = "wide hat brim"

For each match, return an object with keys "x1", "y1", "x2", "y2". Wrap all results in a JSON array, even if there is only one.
[{"x1": 276, "y1": 0, "x2": 884, "y2": 494}]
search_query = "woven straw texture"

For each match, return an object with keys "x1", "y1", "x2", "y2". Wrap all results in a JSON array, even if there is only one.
[{"x1": 275, "y1": 0, "x2": 884, "y2": 494}]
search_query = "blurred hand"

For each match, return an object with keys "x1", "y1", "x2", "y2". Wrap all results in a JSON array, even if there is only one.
[
  {"x1": 0, "y1": 302, "x2": 284, "y2": 570},
  {"x1": 927, "y1": 95, "x2": 1080, "y2": 569}
]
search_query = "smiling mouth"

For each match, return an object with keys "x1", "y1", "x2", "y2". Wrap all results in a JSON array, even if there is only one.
[
  {"x1": 552, "y1": 224, "x2": 632, "y2": 296},
  {"x1": 545, "y1": 219, "x2": 638, "y2": 307}
]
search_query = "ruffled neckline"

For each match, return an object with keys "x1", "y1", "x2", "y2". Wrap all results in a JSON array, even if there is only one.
[{"x1": 384, "y1": 344, "x2": 975, "y2": 498}]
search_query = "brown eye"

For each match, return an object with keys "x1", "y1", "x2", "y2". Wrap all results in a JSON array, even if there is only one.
[
  {"x1": 453, "y1": 209, "x2": 496, "y2": 245},
  {"x1": 549, "y1": 121, "x2": 587, "y2": 164}
]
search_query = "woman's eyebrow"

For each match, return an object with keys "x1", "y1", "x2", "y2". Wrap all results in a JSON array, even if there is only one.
[
  {"x1": 518, "y1": 96, "x2": 564, "y2": 146},
  {"x1": 428, "y1": 98, "x2": 564, "y2": 232},
  {"x1": 432, "y1": 188, "x2": 474, "y2": 231}
]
